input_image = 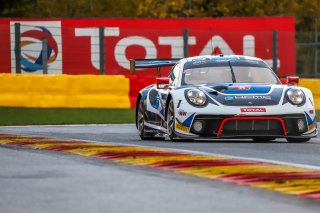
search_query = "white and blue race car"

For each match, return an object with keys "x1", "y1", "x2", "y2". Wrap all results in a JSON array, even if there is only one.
[{"x1": 131, "y1": 55, "x2": 318, "y2": 142}]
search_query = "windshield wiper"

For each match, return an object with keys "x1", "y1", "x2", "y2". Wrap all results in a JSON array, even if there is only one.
[{"x1": 228, "y1": 60, "x2": 236, "y2": 83}]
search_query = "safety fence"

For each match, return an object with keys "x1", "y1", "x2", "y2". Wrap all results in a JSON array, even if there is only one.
[
  {"x1": 0, "y1": 17, "x2": 302, "y2": 78},
  {"x1": 0, "y1": 74, "x2": 319, "y2": 110},
  {"x1": 1, "y1": 25, "x2": 318, "y2": 78}
]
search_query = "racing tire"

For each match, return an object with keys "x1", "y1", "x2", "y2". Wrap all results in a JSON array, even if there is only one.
[
  {"x1": 167, "y1": 99, "x2": 178, "y2": 141},
  {"x1": 286, "y1": 137, "x2": 311, "y2": 143},
  {"x1": 252, "y1": 137, "x2": 276, "y2": 142},
  {"x1": 137, "y1": 98, "x2": 156, "y2": 140}
]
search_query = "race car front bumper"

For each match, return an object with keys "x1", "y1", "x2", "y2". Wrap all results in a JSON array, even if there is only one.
[{"x1": 177, "y1": 113, "x2": 318, "y2": 139}]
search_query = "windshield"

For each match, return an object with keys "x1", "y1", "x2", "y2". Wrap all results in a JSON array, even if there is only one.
[{"x1": 182, "y1": 65, "x2": 280, "y2": 85}]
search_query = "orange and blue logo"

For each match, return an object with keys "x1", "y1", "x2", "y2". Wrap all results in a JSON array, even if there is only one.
[{"x1": 19, "y1": 26, "x2": 58, "y2": 72}]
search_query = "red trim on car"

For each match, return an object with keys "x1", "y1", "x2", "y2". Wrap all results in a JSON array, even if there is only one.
[{"x1": 217, "y1": 116, "x2": 287, "y2": 137}]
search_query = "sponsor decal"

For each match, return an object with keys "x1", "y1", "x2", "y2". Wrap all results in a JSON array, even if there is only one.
[
  {"x1": 178, "y1": 109, "x2": 187, "y2": 116},
  {"x1": 10, "y1": 21, "x2": 62, "y2": 74},
  {"x1": 232, "y1": 86, "x2": 250, "y2": 90},
  {"x1": 193, "y1": 60, "x2": 208, "y2": 65},
  {"x1": 224, "y1": 96, "x2": 234, "y2": 101},
  {"x1": 307, "y1": 123, "x2": 316, "y2": 132},
  {"x1": 235, "y1": 95, "x2": 272, "y2": 100},
  {"x1": 240, "y1": 108, "x2": 266, "y2": 112},
  {"x1": 175, "y1": 122, "x2": 189, "y2": 133}
]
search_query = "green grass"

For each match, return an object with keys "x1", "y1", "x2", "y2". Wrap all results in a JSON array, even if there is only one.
[
  {"x1": 0, "y1": 107, "x2": 135, "y2": 126},
  {"x1": 0, "y1": 107, "x2": 318, "y2": 126}
]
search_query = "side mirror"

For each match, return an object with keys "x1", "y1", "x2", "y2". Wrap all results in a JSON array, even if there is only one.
[
  {"x1": 286, "y1": 76, "x2": 299, "y2": 86},
  {"x1": 156, "y1": 77, "x2": 170, "y2": 89}
]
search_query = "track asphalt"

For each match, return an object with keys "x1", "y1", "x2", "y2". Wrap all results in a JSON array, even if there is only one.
[{"x1": 0, "y1": 124, "x2": 319, "y2": 213}]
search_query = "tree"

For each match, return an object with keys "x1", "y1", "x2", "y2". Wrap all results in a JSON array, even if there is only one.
[
  {"x1": 0, "y1": 0, "x2": 319, "y2": 32},
  {"x1": 137, "y1": 0, "x2": 320, "y2": 32}
]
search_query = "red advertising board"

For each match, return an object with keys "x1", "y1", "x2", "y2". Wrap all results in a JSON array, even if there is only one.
[{"x1": 0, "y1": 17, "x2": 295, "y2": 76}]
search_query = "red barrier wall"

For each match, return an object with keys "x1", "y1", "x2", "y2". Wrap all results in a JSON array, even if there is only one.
[
  {"x1": 0, "y1": 17, "x2": 295, "y2": 76},
  {"x1": 127, "y1": 75, "x2": 156, "y2": 108}
]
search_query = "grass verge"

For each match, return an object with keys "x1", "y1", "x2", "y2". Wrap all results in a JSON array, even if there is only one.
[
  {"x1": 0, "y1": 107, "x2": 319, "y2": 126},
  {"x1": 0, "y1": 107, "x2": 135, "y2": 126}
]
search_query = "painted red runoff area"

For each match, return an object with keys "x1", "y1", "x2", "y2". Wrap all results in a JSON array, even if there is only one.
[
  {"x1": 93, "y1": 151, "x2": 186, "y2": 159},
  {"x1": 216, "y1": 172, "x2": 320, "y2": 185},
  {"x1": 301, "y1": 191, "x2": 320, "y2": 201},
  {"x1": 150, "y1": 159, "x2": 263, "y2": 170}
]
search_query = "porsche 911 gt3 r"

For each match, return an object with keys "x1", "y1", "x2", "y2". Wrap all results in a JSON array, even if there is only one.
[{"x1": 131, "y1": 55, "x2": 318, "y2": 142}]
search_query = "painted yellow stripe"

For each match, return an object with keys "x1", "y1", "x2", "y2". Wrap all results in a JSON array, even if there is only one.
[
  {"x1": 257, "y1": 179, "x2": 320, "y2": 195},
  {"x1": 65, "y1": 146, "x2": 160, "y2": 156},
  {"x1": 179, "y1": 164, "x2": 310, "y2": 178},
  {"x1": 0, "y1": 139, "x2": 18, "y2": 144},
  {"x1": 26, "y1": 143, "x2": 93, "y2": 149},
  {"x1": 0, "y1": 138, "x2": 65, "y2": 144},
  {"x1": 114, "y1": 155, "x2": 227, "y2": 166}
]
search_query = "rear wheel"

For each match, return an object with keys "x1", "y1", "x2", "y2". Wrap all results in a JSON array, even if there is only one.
[
  {"x1": 137, "y1": 98, "x2": 155, "y2": 140},
  {"x1": 167, "y1": 99, "x2": 177, "y2": 141},
  {"x1": 286, "y1": 137, "x2": 311, "y2": 143}
]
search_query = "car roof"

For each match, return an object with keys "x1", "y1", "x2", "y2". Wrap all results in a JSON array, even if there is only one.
[
  {"x1": 182, "y1": 55, "x2": 268, "y2": 70},
  {"x1": 184, "y1": 55, "x2": 263, "y2": 62}
]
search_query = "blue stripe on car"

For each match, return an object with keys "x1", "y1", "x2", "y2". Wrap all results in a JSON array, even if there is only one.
[
  {"x1": 304, "y1": 111, "x2": 313, "y2": 125},
  {"x1": 182, "y1": 113, "x2": 196, "y2": 127},
  {"x1": 223, "y1": 85, "x2": 271, "y2": 94}
]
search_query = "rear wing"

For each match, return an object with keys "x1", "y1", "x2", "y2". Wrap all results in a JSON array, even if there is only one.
[{"x1": 130, "y1": 58, "x2": 181, "y2": 76}]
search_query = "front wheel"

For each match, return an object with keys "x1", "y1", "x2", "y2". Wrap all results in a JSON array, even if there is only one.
[{"x1": 286, "y1": 137, "x2": 311, "y2": 143}]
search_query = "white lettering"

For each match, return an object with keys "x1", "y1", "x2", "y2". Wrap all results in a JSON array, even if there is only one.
[
  {"x1": 158, "y1": 36, "x2": 196, "y2": 58},
  {"x1": 115, "y1": 36, "x2": 156, "y2": 70},
  {"x1": 75, "y1": 27, "x2": 120, "y2": 70},
  {"x1": 200, "y1": 36, "x2": 234, "y2": 55},
  {"x1": 243, "y1": 35, "x2": 254, "y2": 56}
]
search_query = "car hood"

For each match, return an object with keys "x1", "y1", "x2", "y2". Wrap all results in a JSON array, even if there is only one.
[
  {"x1": 199, "y1": 83, "x2": 284, "y2": 106},
  {"x1": 204, "y1": 83, "x2": 276, "y2": 94}
]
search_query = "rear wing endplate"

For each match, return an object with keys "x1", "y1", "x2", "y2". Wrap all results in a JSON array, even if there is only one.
[{"x1": 130, "y1": 58, "x2": 181, "y2": 76}]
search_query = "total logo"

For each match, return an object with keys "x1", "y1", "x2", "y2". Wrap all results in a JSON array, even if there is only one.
[
  {"x1": 19, "y1": 27, "x2": 58, "y2": 72},
  {"x1": 10, "y1": 21, "x2": 62, "y2": 74},
  {"x1": 74, "y1": 28, "x2": 277, "y2": 71},
  {"x1": 241, "y1": 108, "x2": 266, "y2": 112}
]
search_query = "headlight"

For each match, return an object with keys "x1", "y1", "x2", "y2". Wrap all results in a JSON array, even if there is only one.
[
  {"x1": 286, "y1": 88, "x2": 305, "y2": 105},
  {"x1": 186, "y1": 89, "x2": 207, "y2": 106}
]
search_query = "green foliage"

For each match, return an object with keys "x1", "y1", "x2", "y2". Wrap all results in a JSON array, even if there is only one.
[
  {"x1": 137, "y1": 0, "x2": 320, "y2": 32},
  {"x1": 0, "y1": 107, "x2": 135, "y2": 125},
  {"x1": 0, "y1": 0, "x2": 140, "y2": 18},
  {"x1": 0, "y1": 0, "x2": 319, "y2": 31}
]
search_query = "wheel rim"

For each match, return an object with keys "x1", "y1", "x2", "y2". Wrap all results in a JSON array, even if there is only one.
[
  {"x1": 167, "y1": 101, "x2": 174, "y2": 135},
  {"x1": 138, "y1": 100, "x2": 145, "y2": 135}
]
